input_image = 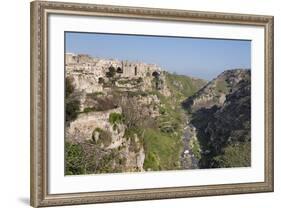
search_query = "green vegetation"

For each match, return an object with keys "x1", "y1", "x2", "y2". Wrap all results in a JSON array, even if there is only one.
[
  {"x1": 140, "y1": 73, "x2": 204, "y2": 171},
  {"x1": 143, "y1": 128, "x2": 181, "y2": 171},
  {"x1": 124, "y1": 127, "x2": 142, "y2": 139},
  {"x1": 189, "y1": 136, "x2": 201, "y2": 160},
  {"x1": 106, "y1": 66, "x2": 116, "y2": 78},
  {"x1": 136, "y1": 77, "x2": 143, "y2": 83},
  {"x1": 65, "y1": 99, "x2": 80, "y2": 122},
  {"x1": 109, "y1": 112, "x2": 124, "y2": 125},
  {"x1": 141, "y1": 72, "x2": 208, "y2": 171},
  {"x1": 65, "y1": 77, "x2": 75, "y2": 98},
  {"x1": 65, "y1": 76, "x2": 80, "y2": 122},
  {"x1": 109, "y1": 112, "x2": 124, "y2": 130},
  {"x1": 126, "y1": 90, "x2": 148, "y2": 97},
  {"x1": 152, "y1": 77, "x2": 163, "y2": 90},
  {"x1": 144, "y1": 152, "x2": 160, "y2": 170},
  {"x1": 117, "y1": 77, "x2": 143, "y2": 85},
  {"x1": 213, "y1": 142, "x2": 251, "y2": 167},
  {"x1": 166, "y1": 73, "x2": 206, "y2": 103},
  {"x1": 215, "y1": 79, "x2": 228, "y2": 93},
  {"x1": 65, "y1": 141, "x2": 126, "y2": 175},
  {"x1": 87, "y1": 91, "x2": 104, "y2": 98},
  {"x1": 83, "y1": 107, "x2": 95, "y2": 113},
  {"x1": 149, "y1": 90, "x2": 185, "y2": 134},
  {"x1": 92, "y1": 128, "x2": 112, "y2": 147},
  {"x1": 117, "y1": 79, "x2": 130, "y2": 85},
  {"x1": 65, "y1": 142, "x2": 86, "y2": 175}
]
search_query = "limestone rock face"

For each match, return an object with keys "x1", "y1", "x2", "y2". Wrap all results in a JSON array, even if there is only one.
[{"x1": 66, "y1": 107, "x2": 123, "y2": 145}]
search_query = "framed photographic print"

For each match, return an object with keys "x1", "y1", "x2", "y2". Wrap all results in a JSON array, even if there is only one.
[{"x1": 30, "y1": 1, "x2": 274, "y2": 207}]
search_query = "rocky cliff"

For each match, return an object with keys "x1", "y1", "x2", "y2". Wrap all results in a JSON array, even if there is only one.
[{"x1": 183, "y1": 69, "x2": 251, "y2": 168}]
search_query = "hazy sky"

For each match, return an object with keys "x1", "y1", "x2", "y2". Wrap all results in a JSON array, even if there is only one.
[{"x1": 65, "y1": 32, "x2": 251, "y2": 80}]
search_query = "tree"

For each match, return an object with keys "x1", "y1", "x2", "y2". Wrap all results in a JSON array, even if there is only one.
[
  {"x1": 65, "y1": 77, "x2": 75, "y2": 98},
  {"x1": 98, "y1": 77, "x2": 105, "y2": 84},
  {"x1": 65, "y1": 99, "x2": 80, "y2": 122},
  {"x1": 118, "y1": 97, "x2": 148, "y2": 129},
  {"x1": 106, "y1": 66, "x2": 116, "y2": 78}
]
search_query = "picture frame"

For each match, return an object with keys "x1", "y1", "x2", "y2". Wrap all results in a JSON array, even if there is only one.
[{"x1": 30, "y1": 1, "x2": 274, "y2": 207}]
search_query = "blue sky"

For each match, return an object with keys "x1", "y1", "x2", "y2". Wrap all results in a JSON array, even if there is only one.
[{"x1": 65, "y1": 32, "x2": 251, "y2": 80}]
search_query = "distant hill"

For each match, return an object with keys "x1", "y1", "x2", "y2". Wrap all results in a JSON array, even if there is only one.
[
  {"x1": 166, "y1": 73, "x2": 207, "y2": 103},
  {"x1": 182, "y1": 69, "x2": 250, "y2": 113}
]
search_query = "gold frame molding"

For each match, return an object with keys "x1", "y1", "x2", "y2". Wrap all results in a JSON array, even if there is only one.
[{"x1": 30, "y1": 1, "x2": 274, "y2": 207}]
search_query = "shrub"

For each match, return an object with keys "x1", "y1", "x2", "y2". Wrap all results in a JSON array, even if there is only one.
[
  {"x1": 65, "y1": 139, "x2": 128, "y2": 175},
  {"x1": 106, "y1": 66, "x2": 116, "y2": 78},
  {"x1": 65, "y1": 99, "x2": 80, "y2": 122},
  {"x1": 109, "y1": 112, "x2": 123, "y2": 125},
  {"x1": 159, "y1": 106, "x2": 166, "y2": 115},
  {"x1": 98, "y1": 77, "x2": 105, "y2": 84},
  {"x1": 143, "y1": 152, "x2": 160, "y2": 170},
  {"x1": 65, "y1": 77, "x2": 75, "y2": 98},
  {"x1": 136, "y1": 77, "x2": 143, "y2": 83},
  {"x1": 152, "y1": 77, "x2": 163, "y2": 90},
  {"x1": 213, "y1": 142, "x2": 251, "y2": 168},
  {"x1": 109, "y1": 112, "x2": 124, "y2": 130},
  {"x1": 83, "y1": 107, "x2": 95, "y2": 113},
  {"x1": 65, "y1": 142, "x2": 85, "y2": 175},
  {"x1": 92, "y1": 128, "x2": 112, "y2": 147}
]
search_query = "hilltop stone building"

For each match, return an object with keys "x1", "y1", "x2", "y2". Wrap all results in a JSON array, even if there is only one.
[
  {"x1": 65, "y1": 53, "x2": 167, "y2": 94},
  {"x1": 65, "y1": 53, "x2": 161, "y2": 77}
]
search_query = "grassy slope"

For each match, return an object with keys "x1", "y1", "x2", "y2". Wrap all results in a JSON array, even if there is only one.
[
  {"x1": 143, "y1": 72, "x2": 206, "y2": 171},
  {"x1": 166, "y1": 73, "x2": 207, "y2": 103}
]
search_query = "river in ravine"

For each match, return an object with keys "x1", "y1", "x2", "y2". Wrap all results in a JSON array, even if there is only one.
[{"x1": 180, "y1": 116, "x2": 199, "y2": 169}]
